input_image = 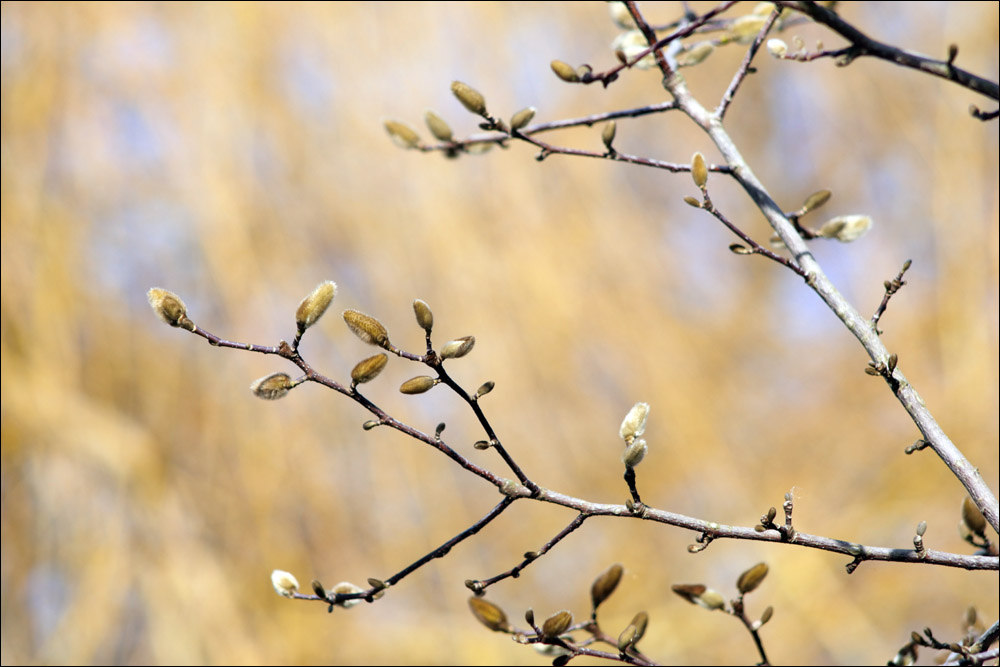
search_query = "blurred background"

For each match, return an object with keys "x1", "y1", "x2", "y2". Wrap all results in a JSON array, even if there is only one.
[{"x1": 2, "y1": 2, "x2": 997, "y2": 664}]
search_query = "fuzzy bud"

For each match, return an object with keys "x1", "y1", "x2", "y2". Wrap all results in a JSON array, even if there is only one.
[
  {"x1": 343, "y1": 309, "x2": 391, "y2": 348},
  {"x1": 677, "y1": 41, "x2": 715, "y2": 67},
  {"x1": 766, "y1": 38, "x2": 788, "y2": 57},
  {"x1": 818, "y1": 215, "x2": 873, "y2": 242},
  {"x1": 329, "y1": 581, "x2": 364, "y2": 609},
  {"x1": 350, "y1": 353, "x2": 388, "y2": 385},
  {"x1": 619, "y1": 402, "x2": 650, "y2": 442},
  {"x1": 736, "y1": 562, "x2": 769, "y2": 594},
  {"x1": 251, "y1": 372, "x2": 295, "y2": 400},
  {"x1": 424, "y1": 110, "x2": 453, "y2": 142},
  {"x1": 147, "y1": 287, "x2": 195, "y2": 330},
  {"x1": 384, "y1": 120, "x2": 420, "y2": 149},
  {"x1": 271, "y1": 570, "x2": 299, "y2": 598},
  {"x1": 295, "y1": 280, "x2": 337, "y2": 334},
  {"x1": 801, "y1": 189, "x2": 831, "y2": 214},
  {"x1": 612, "y1": 30, "x2": 656, "y2": 69},
  {"x1": 541, "y1": 610, "x2": 573, "y2": 639},
  {"x1": 591, "y1": 563, "x2": 624, "y2": 610},
  {"x1": 622, "y1": 439, "x2": 648, "y2": 467},
  {"x1": 451, "y1": 81, "x2": 487, "y2": 116},
  {"x1": 412, "y1": 299, "x2": 434, "y2": 332},
  {"x1": 439, "y1": 335, "x2": 475, "y2": 359}
]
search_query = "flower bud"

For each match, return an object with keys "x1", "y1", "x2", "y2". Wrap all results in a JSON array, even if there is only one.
[
  {"x1": 510, "y1": 107, "x2": 536, "y2": 131},
  {"x1": 541, "y1": 610, "x2": 573, "y2": 639},
  {"x1": 350, "y1": 353, "x2": 388, "y2": 385},
  {"x1": 622, "y1": 439, "x2": 648, "y2": 467},
  {"x1": 400, "y1": 376, "x2": 438, "y2": 394},
  {"x1": 677, "y1": 41, "x2": 715, "y2": 67},
  {"x1": 602, "y1": 121, "x2": 616, "y2": 150},
  {"x1": 384, "y1": 120, "x2": 420, "y2": 149},
  {"x1": 271, "y1": 570, "x2": 299, "y2": 598},
  {"x1": 413, "y1": 299, "x2": 434, "y2": 332},
  {"x1": 818, "y1": 215, "x2": 872, "y2": 242},
  {"x1": 691, "y1": 152, "x2": 708, "y2": 188},
  {"x1": 451, "y1": 81, "x2": 487, "y2": 115},
  {"x1": 251, "y1": 372, "x2": 295, "y2": 400},
  {"x1": 591, "y1": 563, "x2": 623, "y2": 609},
  {"x1": 343, "y1": 309, "x2": 391, "y2": 347},
  {"x1": 329, "y1": 581, "x2": 364, "y2": 608},
  {"x1": 440, "y1": 335, "x2": 475, "y2": 359},
  {"x1": 766, "y1": 38, "x2": 788, "y2": 57},
  {"x1": 295, "y1": 280, "x2": 337, "y2": 334},
  {"x1": 469, "y1": 597, "x2": 510, "y2": 632},
  {"x1": 424, "y1": 110, "x2": 453, "y2": 142},
  {"x1": 736, "y1": 562, "x2": 769, "y2": 594},
  {"x1": 550, "y1": 60, "x2": 579, "y2": 82},
  {"x1": 801, "y1": 189, "x2": 831, "y2": 213},
  {"x1": 619, "y1": 402, "x2": 650, "y2": 442},
  {"x1": 147, "y1": 287, "x2": 195, "y2": 330}
]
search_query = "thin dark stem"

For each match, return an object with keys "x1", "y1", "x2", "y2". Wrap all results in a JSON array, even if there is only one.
[
  {"x1": 732, "y1": 600, "x2": 771, "y2": 666},
  {"x1": 777, "y1": 0, "x2": 999, "y2": 100},
  {"x1": 470, "y1": 513, "x2": 588, "y2": 591},
  {"x1": 716, "y1": 9, "x2": 780, "y2": 119},
  {"x1": 871, "y1": 259, "x2": 913, "y2": 335}
]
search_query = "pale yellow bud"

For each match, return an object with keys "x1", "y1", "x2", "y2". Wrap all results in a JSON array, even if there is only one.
[
  {"x1": 691, "y1": 152, "x2": 708, "y2": 188},
  {"x1": 677, "y1": 42, "x2": 715, "y2": 67},
  {"x1": 766, "y1": 38, "x2": 788, "y2": 58},
  {"x1": 608, "y1": 1, "x2": 635, "y2": 29},
  {"x1": 384, "y1": 120, "x2": 420, "y2": 149},
  {"x1": 271, "y1": 570, "x2": 299, "y2": 598},
  {"x1": 550, "y1": 60, "x2": 579, "y2": 82},
  {"x1": 439, "y1": 335, "x2": 475, "y2": 359},
  {"x1": 510, "y1": 107, "x2": 536, "y2": 131},
  {"x1": 818, "y1": 215, "x2": 872, "y2": 242},
  {"x1": 619, "y1": 402, "x2": 650, "y2": 442},
  {"x1": 612, "y1": 31, "x2": 656, "y2": 69},
  {"x1": 730, "y1": 14, "x2": 767, "y2": 43},
  {"x1": 399, "y1": 376, "x2": 438, "y2": 395},
  {"x1": 413, "y1": 299, "x2": 434, "y2": 332},
  {"x1": 602, "y1": 121, "x2": 617, "y2": 150},
  {"x1": 343, "y1": 309, "x2": 391, "y2": 348},
  {"x1": 424, "y1": 110, "x2": 453, "y2": 142}
]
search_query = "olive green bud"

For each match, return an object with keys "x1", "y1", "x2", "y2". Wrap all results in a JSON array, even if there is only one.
[
  {"x1": 801, "y1": 189, "x2": 831, "y2": 214},
  {"x1": 469, "y1": 597, "x2": 510, "y2": 632},
  {"x1": 550, "y1": 60, "x2": 579, "y2": 82},
  {"x1": 451, "y1": 81, "x2": 487, "y2": 116},
  {"x1": 440, "y1": 335, "x2": 475, "y2": 359},
  {"x1": 475, "y1": 381, "x2": 495, "y2": 398},
  {"x1": 541, "y1": 610, "x2": 573, "y2": 639},
  {"x1": 424, "y1": 110, "x2": 453, "y2": 142},
  {"x1": 736, "y1": 562, "x2": 769, "y2": 594},
  {"x1": 691, "y1": 152, "x2": 708, "y2": 188},
  {"x1": 683, "y1": 196, "x2": 702, "y2": 208},
  {"x1": 343, "y1": 309, "x2": 390, "y2": 348},
  {"x1": 413, "y1": 299, "x2": 434, "y2": 332},
  {"x1": 250, "y1": 372, "x2": 295, "y2": 400},
  {"x1": 617, "y1": 624, "x2": 637, "y2": 652},
  {"x1": 602, "y1": 121, "x2": 617, "y2": 150},
  {"x1": 350, "y1": 353, "x2": 388, "y2": 385},
  {"x1": 510, "y1": 107, "x2": 536, "y2": 131},
  {"x1": 591, "y1": 563, "x2": 624, "y2": 610},
  {"x1": 384, "y1": 120, "x2": 420, "y2": 149},
  {"x1": 961, "y1": 496, "x2": 987, "y2": 537},
  {"x1": 630, "y1": 611, "x2": 649, "y2": 640},
  {"x1": 295, "y1": 280, "x2": 337, "y2": 334},
  {"x1": 147, "y1": 287, "x2": 195, "y2": 330},
  {"x1": 400, "y1": 376, "x2": 439, "y2": 394}
]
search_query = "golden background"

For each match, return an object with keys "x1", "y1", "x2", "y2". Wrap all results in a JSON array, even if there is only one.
[{"x1": 2, "y1": 2, "x2": 997, "y2": 664}]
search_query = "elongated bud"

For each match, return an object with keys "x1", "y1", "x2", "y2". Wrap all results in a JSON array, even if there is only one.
[
  {"x1": 400, "y1": 376, "x2": 438, "y2": 394},
  {"x1": 451, "y1": 81, "x2": 487, "y2": 115},
  {"x1": 591, "y1": 563, "x2": 624, "y2": 609},
  {"x1": 469, "y1": 597, "x2": 510, "y2": 632},
  {"x1": 296, "y1": 280, "x2": 337, "y2": 334},
  {"x1": 677, "y1": 41, "x2": 715, "y2": 67},
  {"x1": 736, "y1": 562, "x2": 769, "y2": 594},
  {"x1": 818, "y1": 215, "x2": 872, "y2": 242},
  {"x1": 351, "y1": 353, "x2": 388, "y2": 385},
  {"x1": 475, "y1": 381, "x2": 495, "y2": 398},
  {"x1": 343, "y1": 309, "x2": 390, "y2": 347},
  {"x1": 683, "y1": 196, "x2": 702, "y2": 208},
  {"x1": 384, "y1": 120, "x2": 420, "y2": 148},
  {"x1": 622, "y1": 439, "x2": 648, "y2": 467},
  {"x1": 440, "y1": 335, "x2": 475, "y2": 359},
  {"x1": 617, "y1": 624, "x2": 637, "y2": 652},
  {"x1": 251, "y1": 372, "x2": 295, "y2": 400},
  {"x1": 550, "y1": 60, "x2": 579, "y2": 82},
  {"x1": 424, "y1": 110, "x2": 453, "y2": 142},
  {"x1": 619, "y1": 402, "x2": 650, "y2": 442},
  {"x1": 630, "y1": 611, "x2": 649, "y2": 640},
  {"x1": 961, "y1": 496, "x2": 987, "y2": 537},
  {"x1": 147, "y1": 287, "x2": 195, "y2": 330},
  {"x1": 541, "y1": 610, "x2": 573, "y2": 639},
  {"x1": 602, "y1": 121, "x2": 616, "y2": 150},
  {"x1": 412, "y1": 299, "x2": 434, "y2": 332},
  {"x1": 510, "y1": 107, "x2": 536, "y2": 131},
  {"x1": 691, "y1": 152, "x2": 708, "y2": 188},
  {"x1": 801, "y1": 189, "x2": 831, "y2": 214},
  {"x1": 271, "y1": 570, "x2": 299, "y2": 598}
]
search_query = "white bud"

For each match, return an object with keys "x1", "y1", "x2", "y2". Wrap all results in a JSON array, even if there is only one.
[
  {"x1": 611, "y1": 31, "x2": 656, "y2": 69},
  {"x1": 329, "y1": 581, "x2": 365, "y2": 608},
  {"x1": 766, "y1": 39, "x2": 788, "y2": 57},
  {"x1": 271, "y1": 570, "x2": 299, "y2": 598},
  {"x1": 819, "y1": 215, "x2": 873, "y2": 242},
  {"x1": 619, "y1": 402, "x2": 650, "y2": 442}
]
